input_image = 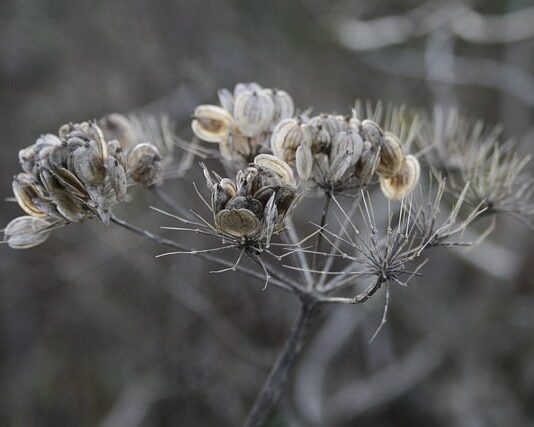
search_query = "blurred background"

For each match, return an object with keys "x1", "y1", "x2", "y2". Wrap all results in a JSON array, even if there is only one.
[{"x1": 1, "y1": 0, "x2": 534, "y2": 426}]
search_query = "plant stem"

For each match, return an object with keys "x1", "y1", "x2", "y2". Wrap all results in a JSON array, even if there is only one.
[
  {"x1": 311, "y1": 193, "x2": 332, "y2": 275},
  {"x1": 243, "y1": 296, "x2": 321, "y2": 427}
]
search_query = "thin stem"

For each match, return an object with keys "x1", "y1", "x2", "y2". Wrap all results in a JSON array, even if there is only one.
[
  {"x1": 311, "y1": 193, "x2": 332, "y2": 277},
  {"x1": 150, "y1": 186, "x2": 192, "y2": 219},
  {"x1": 109, "y1": 214, "x2": 292, "y2": 292},
  {"x1": 243, "y1": 296, "x2": 321, "y2": 427}
]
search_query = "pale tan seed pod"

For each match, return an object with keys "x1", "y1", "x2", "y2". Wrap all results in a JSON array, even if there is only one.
[
  {"x1": 127, "y1": 143, "x2": 163, "y2": 187},
  {"x1": 107, "y1": 156, "x2": 127, "y2": 201},
  {"x1": 377, "y1": 132, "x2": 406, "y2": 177},
  {"x1": 88, "y1": 122, "x2": 109, "y2": 163},
  {"x1": 360, "y1": 119, "x2": 383, "y2": 146},
  {"x1": 216, "y1": 208, "x2": 261, "y2": 237},
  {"x1": 270, "y1": 89, "x2": 294, "y2": 125},
  {"x1": 220, "y1": 178, "x2": 237, "y2": 198},
  {"x1": 12, "y1": 174, "x2": 47, "y2": 218},
  {"x1": 271, "y1": 118, "x2": 312, "y2": 162},
  {"x1": 192, "y1": 105, "x2": 234, "y2": 143},
  {"x1": 4, "y1": 216, "x2": 53, "y2": 249},
  {"x1": 308, "y1": 114, "x2": 348, "y2": 140},
  {"x1": 99, "y1": 113, "x2": 137, "y2": 151},
  {"x1": 330, "y1": 130, "x2": 364, "y2": 167},
  {"x1": 233, "y1": 90, "x2": 275, "y2": 137},
  {"x1": 254, "y1": 154, "x2": 296, "y2": 187},
  {"x1": 379, "y1": 155, "x2": 420, "y2": 200},
  {"x1": 53, "y1": 190, "x2": 86, "y2": 223}
]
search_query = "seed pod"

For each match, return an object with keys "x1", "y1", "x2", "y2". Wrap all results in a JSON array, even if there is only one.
[
  {"x1": 228, "y1": 131, "x2": 252, "y2": 159},
  {"x1": 192, "y1": 105, "x2": 234, "y2": 143},
  {"x1": 99, "y1": 113, "x2": 137, "y2": 151},
  {"x1": 270, "y1": 89, "x2": 294, "y2": 125},
  {"x1": 355, "y1": 141, "x2": 379, "y2": 183},
  {"x1": 252, "y1": 167, "x2": 281, "y2": 194},
  {"x1": 69, "y1": 143, "x2": 106, "y2": 187},
  {"x1": 254, "y1": 154, "x2": 296, "y2": 187},
  {"x1": 216, "y1": 208, "x2": 261, "y2": 237},
  {"x1": 127, "y1": 143, "x2": 163, "y2": 187},
  {"x1": 295, "y1": 143, "x2": 313, "y2": 181},
  {"x1": 53, "y1": 190, "x2": 86, "y2": 223},
  {"x1": 377, "y1": 133, "x2": 405, "y2": 177},
  {"x1": 212, "y1": 180, "x2": 235, "y2": 213},
  {"x1": 234, "y1": 90, "x2": 275, "y2": 137},
  {"x1": 330, "y1": 130, "x2": 363, "y2": 167},
  {"x1": 379, "y1": 155, "x2": 420, "y2": 200},
  {"x1": 107, "y1": 139, "x2": 127, "y2": 170},
  {"x1": 360, "y1": 119, "x2": 383, "y2": 147},
  {"x1": 12, "y1": 174, "x2": 47, "y2": 218},
  {"x1": 273, "y1": 185, "x2": 296, "y2": 217},
  {"x1": 107, "y1": 156, "x2": 127, "y2": 201},
  {"x1": 271, "y1": 119, "x2": 312, "y2": 162},
  {"x1": 308, "y1": 114, "x2": 347, "y2": 139},
  {"x1": 217, "y1": 88, "x2": 234, "y2": 113},
  {"x1": 88, "y1": 122, "x2": 108, "y2": 163},
  {"x1": 35, "y1": 134, "x2": 62, "y2": 150},
  {"x1": 19, "y1": 145, "x2": 37, "y2": 174},
  {"x1": 4, "y1": 216, "x2": 53, "y2": 249},
  {"x1": 224, "y1": 196, "x2": 263, "y2": 219}
]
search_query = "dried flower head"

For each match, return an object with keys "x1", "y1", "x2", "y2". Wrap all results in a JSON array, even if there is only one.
[
  {"x1": 192, "y1": 83, "x2": 295, "y2": 168},
  {"x1": 419, "y1": 108, "x2": 534, "y2": 225},
  {"x1": 13, "y1": 121, "x2": 126, "y2": 226},
  {"x1": 204, "y1": 154, "x2": 299, "y2": 251}
]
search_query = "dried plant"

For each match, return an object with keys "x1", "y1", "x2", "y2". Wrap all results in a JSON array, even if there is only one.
[{"x1": 2, "y1": 82, "x2": 533, "y2": 427}]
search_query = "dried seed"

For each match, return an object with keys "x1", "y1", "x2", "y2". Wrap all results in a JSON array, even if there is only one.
[
  {"x1": 295, "y1": 143, "x2": 313, "y2": 181},
  {"x1": 254, "y1": 154, "x2": 296, "y2": 187},
  {"x1": 192, "y1": 105, "x2": 235, "y2": 143},
  {"x1": 377, "y1": 133, "x2": 405, "y2": 177},
  {"x1": 379, "y1": 155, "x2": 420, "y2": 200},
  {"x1": 270, "y1": 89, "x2": 294, "y2": 125},
  {"x1": 360, "y1": 119, "x2": 383, "y2": 146},
  {"x1": 4, "y1": 216, "x2": 53, "y2": 249},
  {"x1": 12, "y1": 174, "x2": 47, "y2": 218},
  {"x1": 127, "y1": 143, "x2": 163, "y2": 187},
  {"x1": 234, "y1": 90, "x2": 275, "y2": 137},
  {"x1": 271, "y1": 119, "x2": 312, "y2": 162},
  {"x1": 216, "y1": 208, "x2": 261, "y2": 237}
]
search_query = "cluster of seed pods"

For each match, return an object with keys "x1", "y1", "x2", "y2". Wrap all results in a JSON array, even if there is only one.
[
  {"x1": 204, "y1": 154, "x2": 298, "y2": 248},
  {"x1": 6, "y1": 118, "x2": 163, "y2": 248},
  {"x1": 192, "y1": 83, "x2": 294, "y2": 167},
  {"x1": 270, "y1": 110, "x2": 420, "y2": 199}
]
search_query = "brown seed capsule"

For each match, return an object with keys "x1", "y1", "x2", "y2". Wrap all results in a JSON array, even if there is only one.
[
  {"x1": 216, "y1": 208, "x2": 261, "y2": 237},
  {"x1": 99, "y1": 113, "x2": 137, "y2": 151},
  {"x1": 4, "y1": 216, "x2": 53, "y2": 249},
  {"x1": 192, "y1": 105, "x2": 235, "y2": 143},
  {"x1": 379, "y1": 155, "x2": 420, "y2": 200},
  {"x1": 254, "y1": 154, "x2": 296, "y2": 187},
  {"x1": 127, "y1": 143, "x2": 163, "y2": 187},
  {"x1": 12, "y1": 174, "x2": 47, "y2": 218},
  {"x1": 377, "y1": 133, "x2": 405, "y2": 177},
  {"x1": 234, "y1": 90, "x2": 275, "y2": 137}
]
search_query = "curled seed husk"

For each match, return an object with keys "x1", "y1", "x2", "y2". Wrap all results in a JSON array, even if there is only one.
[
  {"x1": 192, "y1": 105, "x2": 234, "y2": 143},
  {"x1": 234, "y1": 90, "x2": 275, "y2": 137},
  {"x1": 216, "y1": 208, "x2": 261, "y2": 237},
  {"x1": 379, "y1": 155, "x2": 420, "y2": 200},
  {"x1": 127, "y1": 143, "x2": 163, "y2": 187},
  {"x1": 99, "y1": 113, "x2": 137, "y2": 151},
  {"x1": 12, "y1": 174, "x2": 47, "y2": 218},
  {"x1": 377, "y1": 133, "x2": 405, "y2": 177},
  {"x1": 360, "y1": 119, "x2": 383, "y2": 146},
  {"x1": 295, "y1": 144, "x2": 313, "y2": 181},
  {"x1": 270, "y1": 89, "x2": 294, "y2": 125},
  {"x1": 4, "y1": 216, "x2": 53, "y2": 249},
  {"x1": 254, "y1": 154, "x2": 296, "y2": 187}
]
